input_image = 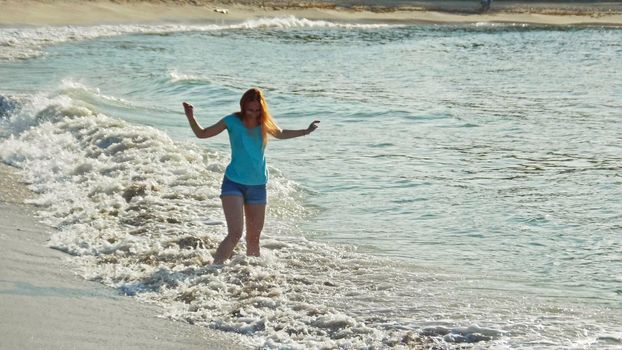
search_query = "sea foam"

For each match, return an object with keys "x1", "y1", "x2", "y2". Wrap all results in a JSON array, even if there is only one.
[
  {"x1": 0, "y1": 87, "x2": 448, "y2": 348},
  {"x1": 0, "y1": 17, "x2": 390, "y2": 60}
]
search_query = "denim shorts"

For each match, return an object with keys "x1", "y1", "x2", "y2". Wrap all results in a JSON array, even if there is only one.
[{"x1": 220, "y1": 176, "x2": 267, "y2": 205}]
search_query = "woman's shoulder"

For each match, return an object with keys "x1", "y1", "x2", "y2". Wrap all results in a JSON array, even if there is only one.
[{"x1": 223, "y1": 113, "x2": 242, "y2": 127}]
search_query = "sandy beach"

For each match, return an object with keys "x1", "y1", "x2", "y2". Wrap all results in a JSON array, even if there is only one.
[
  {"x1": 0, "y1": 163, "x2": 247, "y2": 350},
  {"x1": 0, "y1": 0, "x2": 621, "y2": 26},
  {"x1": 1, "y1": 1, "x2": 621, "y2": 348}
]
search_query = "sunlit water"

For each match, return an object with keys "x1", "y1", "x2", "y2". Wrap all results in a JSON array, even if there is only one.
[{"x1": 1, "y1": 18, "x2": 621, "y2": 349}]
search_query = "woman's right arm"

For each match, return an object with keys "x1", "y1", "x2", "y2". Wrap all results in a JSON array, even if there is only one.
[{"x1": 183, "y1": 102, "x2": 226, "y2": 139}]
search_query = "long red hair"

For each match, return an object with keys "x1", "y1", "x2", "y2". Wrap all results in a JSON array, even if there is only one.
[{"x1": 236, "y1": 88, "x2": 280, "y2": 147}]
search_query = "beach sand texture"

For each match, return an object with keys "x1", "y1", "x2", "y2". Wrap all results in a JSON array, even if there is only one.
[
  {"x1": 1, "y1": 1, "x2": 621, "y2": 348},
  {"x1": 0, "y1": 163, "x2": 247, "y2": 350},
  {"x1": 1, "y1": 0, "x2": 621, "y2": 26}
]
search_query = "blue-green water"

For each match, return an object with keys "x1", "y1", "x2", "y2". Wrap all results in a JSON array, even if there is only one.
[{"x1": 1, "y1": 19, "x2": 621, "y2": 348}]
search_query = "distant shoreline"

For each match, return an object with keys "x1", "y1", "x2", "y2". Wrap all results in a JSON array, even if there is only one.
[
  {"x1": 1, "y1": 0, "x2": 622, "y2": 26},
  {"x1": 232, "y1": 0, "x2": 622, "y2": 15}
]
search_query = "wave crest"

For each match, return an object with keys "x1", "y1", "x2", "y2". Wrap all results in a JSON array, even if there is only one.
[{"x1": 0, "y1": 17, "x2": 390, "y2": 60}]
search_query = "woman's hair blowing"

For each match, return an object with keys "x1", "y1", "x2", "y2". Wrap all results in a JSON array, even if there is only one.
[{"x1": 238, "y1": 88, "x2": 280, "y2": 147}]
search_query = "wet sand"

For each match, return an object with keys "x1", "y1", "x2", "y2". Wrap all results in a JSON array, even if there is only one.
[
  {"x1": 1, "y1": 1, "x2": 620, "y2": 348},
  {"x1": 0, "y1": 163, "x2": 248, "y2": 350},
  {"x1": 0, "y1": 0, "x2": 621, "y2": 26}
]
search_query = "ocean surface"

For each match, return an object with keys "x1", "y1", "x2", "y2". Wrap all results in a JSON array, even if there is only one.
[{"x1": 1, "y1": 17, "x2": 621, "y2": 349}]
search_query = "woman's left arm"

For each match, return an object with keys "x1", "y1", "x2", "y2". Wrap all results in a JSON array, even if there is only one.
[{"x1": 272, "y1": 120, "x2": 320, "y2": 140}]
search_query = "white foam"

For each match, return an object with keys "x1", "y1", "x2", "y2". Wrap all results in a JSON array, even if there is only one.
[
  {"x1": 0, "y1": 17, "x2": 390, "y2": 60},
  {"x1": 474, "y1": 22, "x2": 532, "y2": 28},
  {"x1": 169, "y1": 69, "x2": 209, "y2": 83},
  {"x1": 2, "y1": 88, "x2": 430, "y2": 348},
  {"x1": 7, "y1": 83, "x2": 607, "y2": 349},
  {"x1": 421, "y1": 324, "x2": 503, "y2": 344},
  {"x1": 59, "y1": 79, "x2": 134, "y2": 106},
  {"x1": 233, "y1": 16, "x2": 389, "y2": 30}
]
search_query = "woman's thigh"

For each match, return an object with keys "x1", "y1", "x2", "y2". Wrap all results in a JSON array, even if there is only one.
[{"x1": 221, "y1": 196, "x2": 244, "y2": 235}]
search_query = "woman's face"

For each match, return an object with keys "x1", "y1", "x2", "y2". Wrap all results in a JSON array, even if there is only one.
[{"x1": 244, "y1": 100, "x2": 262, "y2": 120}]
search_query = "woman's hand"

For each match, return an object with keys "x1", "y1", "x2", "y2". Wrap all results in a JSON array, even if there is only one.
[
  {"x1": 306, "y1": 120, "x2": 320, "y2": 135},
  {"x1": 182, "y1": 102, "x2": 194, "y2": 118}
]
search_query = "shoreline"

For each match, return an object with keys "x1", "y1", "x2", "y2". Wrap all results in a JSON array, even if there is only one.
[
  {"x1": 0, "y1": 0, "x2": 621, "y2": 26},
  {"x1": 0, "y1": 163, "x2": 247, "y2": 350}
]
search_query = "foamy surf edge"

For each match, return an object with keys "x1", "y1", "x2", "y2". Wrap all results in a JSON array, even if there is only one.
[
  {"x1": 0, "y1": 16, "x2": 391, "y2": 60},
  {"x1": 0, "y1": 88, "x2": 435, "y2": 348},
  {"x1": 0, "y1": 84, "x2": 506, "y2": 348}
]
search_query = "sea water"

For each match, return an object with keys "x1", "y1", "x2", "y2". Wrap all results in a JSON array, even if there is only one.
[{"x1": 1, "y1": 18, "x2": 621, "y2": 349}]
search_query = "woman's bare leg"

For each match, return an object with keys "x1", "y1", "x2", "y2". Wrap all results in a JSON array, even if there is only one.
[
  {"x1": 213, "y1": 196, "x2": 244, "y2": 264},
  {"x1": 244, "y1": 204, "x2": 266, "y2": 257}
]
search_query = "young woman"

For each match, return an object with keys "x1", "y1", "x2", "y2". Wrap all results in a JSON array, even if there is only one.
[{"x1": 183, "y1": 88, "x2": 319, "y2": 264}]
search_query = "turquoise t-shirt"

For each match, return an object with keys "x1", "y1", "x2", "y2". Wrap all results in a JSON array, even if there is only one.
[{"x1": 223, "y1": 114, "x2": 268, "y2": 185}]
